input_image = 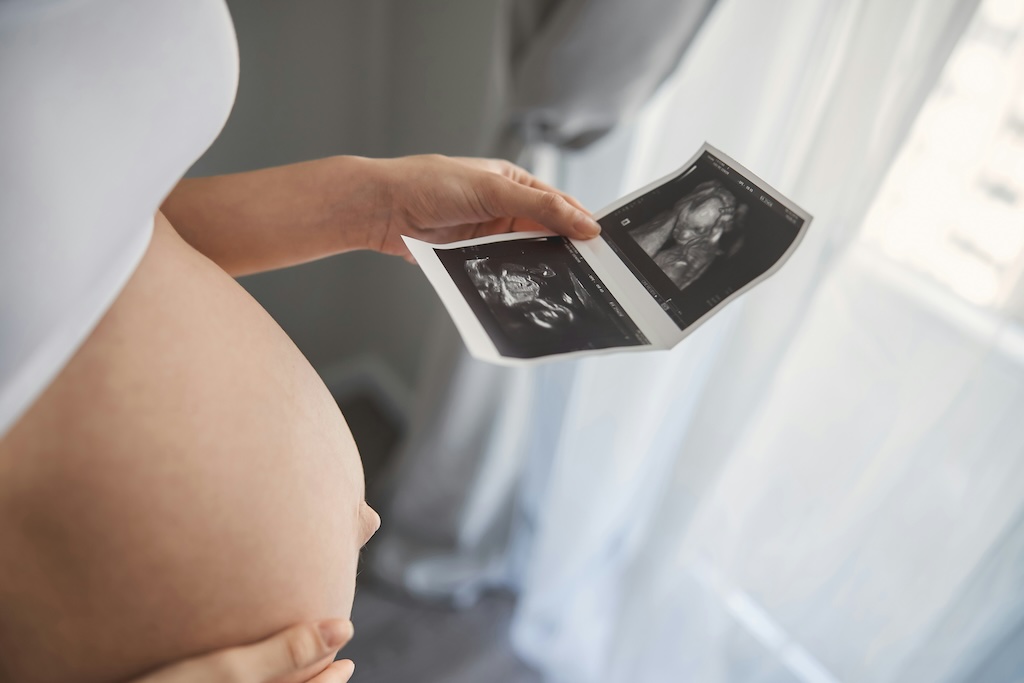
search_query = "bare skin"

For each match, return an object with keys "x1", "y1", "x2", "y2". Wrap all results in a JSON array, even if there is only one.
[
  {"x1": 134, "y1": 619, "x2": 359, "y2": 683},
  {"x1": 0, "y1": 155, "x2": 598, "y2": 683},
  {"x1": 0, "y1": 214, "x2": 376, "y2": 683}
]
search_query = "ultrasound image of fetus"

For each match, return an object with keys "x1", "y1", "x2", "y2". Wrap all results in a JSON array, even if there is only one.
[
  {"x1": 465, "y1": 258, "x2": 579, "y2": 331},
  {"x1": 629, "y1": 180, "x2": 748, "y2": 291}
]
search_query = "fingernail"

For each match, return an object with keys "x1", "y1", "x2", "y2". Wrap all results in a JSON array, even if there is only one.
[
  {"x1": 318, "y1": 619, "x2": 353, "y2": 649},
  {"x1": 575, "y1": 213, "x2": 601, "y2": 237},
  {"x1": 337, "y1": 659, "x2": 356, "y2": 680}
]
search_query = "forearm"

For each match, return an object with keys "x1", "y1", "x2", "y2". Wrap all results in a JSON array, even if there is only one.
[
  {"x1": 162, "y1": 153, "x2": 600, "y2": 275},
  {"x1": 161, "y1": 156, "x2": 389, "y2": 276}
]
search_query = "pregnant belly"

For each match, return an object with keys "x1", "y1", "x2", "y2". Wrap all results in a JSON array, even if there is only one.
[{"x1": 0, "y1": 214, "x2": 368, "y2": 683}]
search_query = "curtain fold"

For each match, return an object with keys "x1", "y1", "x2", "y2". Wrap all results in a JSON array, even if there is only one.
[
  {"x1": 371, "y1": 0, "x2": 718, "y2": 605},
  {"x1": 500, "y1": 0, "x2": 718, "y2": 155},
  {"x1": 367, "y1": 0, "x2": 1024, "y2": 681}
]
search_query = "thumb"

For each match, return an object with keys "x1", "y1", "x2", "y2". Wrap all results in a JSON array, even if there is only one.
[
  {"x1": 484, "y1": 177, "x2": 601, "y2": 239},
  {"x1": 136, "y1": 620, "x2": 354, "y2": 683}
]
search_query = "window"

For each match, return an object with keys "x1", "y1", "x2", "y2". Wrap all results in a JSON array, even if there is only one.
[{"x1": 860, "y1": 0, "x2": 1024, "y2": 323}]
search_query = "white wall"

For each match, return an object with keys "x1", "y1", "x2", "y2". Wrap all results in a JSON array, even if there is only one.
[{"x1": 189, "y1": 0, "x2": 504, "y2": 390}]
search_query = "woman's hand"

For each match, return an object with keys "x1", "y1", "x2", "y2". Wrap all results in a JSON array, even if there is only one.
[
  {"x1": 374, "y1": 155, "x2": 602, "y2": 261},
  {"x1": 163, "y1": 154, "x2": 599, "y2": 275},
  {"x1": 130, "y1": 620, "x2": 356, "y2": 683}
]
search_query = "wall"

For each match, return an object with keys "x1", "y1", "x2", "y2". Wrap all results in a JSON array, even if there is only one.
[{"x1": 189, "y1": 0, "x2": 505, "y2": 394}]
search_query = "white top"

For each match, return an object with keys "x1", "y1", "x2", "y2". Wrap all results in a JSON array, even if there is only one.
[{"x1": 0, "y1": 0, "x2": 239, "y2": 437}]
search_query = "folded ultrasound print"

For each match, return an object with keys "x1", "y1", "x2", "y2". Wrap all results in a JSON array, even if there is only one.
[{"x1": 405, "y1": 143, "x2": 812, "y2": 365}]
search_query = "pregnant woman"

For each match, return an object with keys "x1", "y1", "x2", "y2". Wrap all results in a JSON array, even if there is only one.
[{"x1": 0, "y1": 2, "x2": 600, "y2": 681}]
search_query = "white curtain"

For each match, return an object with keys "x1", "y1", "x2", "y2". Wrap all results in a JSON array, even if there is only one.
[{"x1": 370, "y1": 0, "x2": 1024, "y2": 681}]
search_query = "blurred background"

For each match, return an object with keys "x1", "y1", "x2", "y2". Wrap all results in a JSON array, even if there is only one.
[{"x1": 192, "y1": 1, "x2": 1024, "y2": 682}]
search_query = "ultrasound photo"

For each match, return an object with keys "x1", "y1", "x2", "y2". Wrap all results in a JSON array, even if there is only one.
[
  {"x1": 435, "y1": 236, "x2": 649, "y2": 358},
  {"x1": 601, "y1": 150, "x2": 806, "y2": 330},
  {"x1": 407, "y1": 143, "x2": 810, "y2": 363}
]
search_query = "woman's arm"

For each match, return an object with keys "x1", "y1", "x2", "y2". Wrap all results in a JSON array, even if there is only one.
[
  {"x1": 162, "y1": 155, "x2": 601, "y2": 277},
  {"x1": 161, "y1": 156, "x2": 386, "y2": 276}
]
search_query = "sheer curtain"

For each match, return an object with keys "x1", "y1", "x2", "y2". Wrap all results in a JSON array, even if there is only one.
[{"x1": 370, "y1": 1, "x2": 1024, "y2": 681}]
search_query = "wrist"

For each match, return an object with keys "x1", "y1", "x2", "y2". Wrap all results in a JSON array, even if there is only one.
[{"x1": 323, "y1": 155, "x2": 397, "y2": 252}]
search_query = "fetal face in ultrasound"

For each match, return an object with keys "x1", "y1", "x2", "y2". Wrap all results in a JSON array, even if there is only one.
[
  {"x1": 629, "y1": 179, "x2": 748, "y2": 291},
  {"x1": 601, "y1": 151, "x2": 804, "y2": 330},
  {"x1": 435, "y1": 236, "x2": 648, "y2": 359}
]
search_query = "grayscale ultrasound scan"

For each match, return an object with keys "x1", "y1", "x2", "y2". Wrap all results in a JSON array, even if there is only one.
[
  {"x1": 435, "y1": 236, "x2": 648, "y2": 359},
  {"x1": 407, "y1": 143, "x2": 811, "y2": 364}
]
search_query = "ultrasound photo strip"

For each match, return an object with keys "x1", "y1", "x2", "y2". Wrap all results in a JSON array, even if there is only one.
[{"x1": 406, "y1": 142, "x2": 812, "y2": 365}]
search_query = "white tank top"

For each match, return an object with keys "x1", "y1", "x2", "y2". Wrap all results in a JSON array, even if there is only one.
[{"x1": 0, "y1": 0, "x2": 239, "y2": 437}]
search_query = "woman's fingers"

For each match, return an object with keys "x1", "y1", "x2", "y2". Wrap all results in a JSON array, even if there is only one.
[
  {"x1": 519, "y1": 176, "x2": 591, "y2": 215},
  {"x1": 497, "y1": 163, "x2": 592, "y2": 215},
  {"x1": 481, "y1": 175, "x2": 601, "y2": 239},
  {"x1": 135, "y1": 620, "x2": 354, "y2": 683},
  {"x1": 458, "y1": 156, "x2": 596, "y2": 221},
  {"x1": 235, "y1": 619, "x2": 353, "y2": 680},
  {"x1": 381, "y1": 154, "x2": 600, "y2": 255},
  {"x1": 309, "y1": 659, "x2": 356, "y2": 682}
]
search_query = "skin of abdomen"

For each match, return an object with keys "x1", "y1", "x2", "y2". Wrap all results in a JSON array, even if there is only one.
[{"x1": 0, "y1": 214, "x2": 364, "y2": 683}]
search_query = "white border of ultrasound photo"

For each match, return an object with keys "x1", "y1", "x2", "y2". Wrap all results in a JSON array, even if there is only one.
[{"x1": 404, "y1": 142, "x2": 813, "y2": 365}]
